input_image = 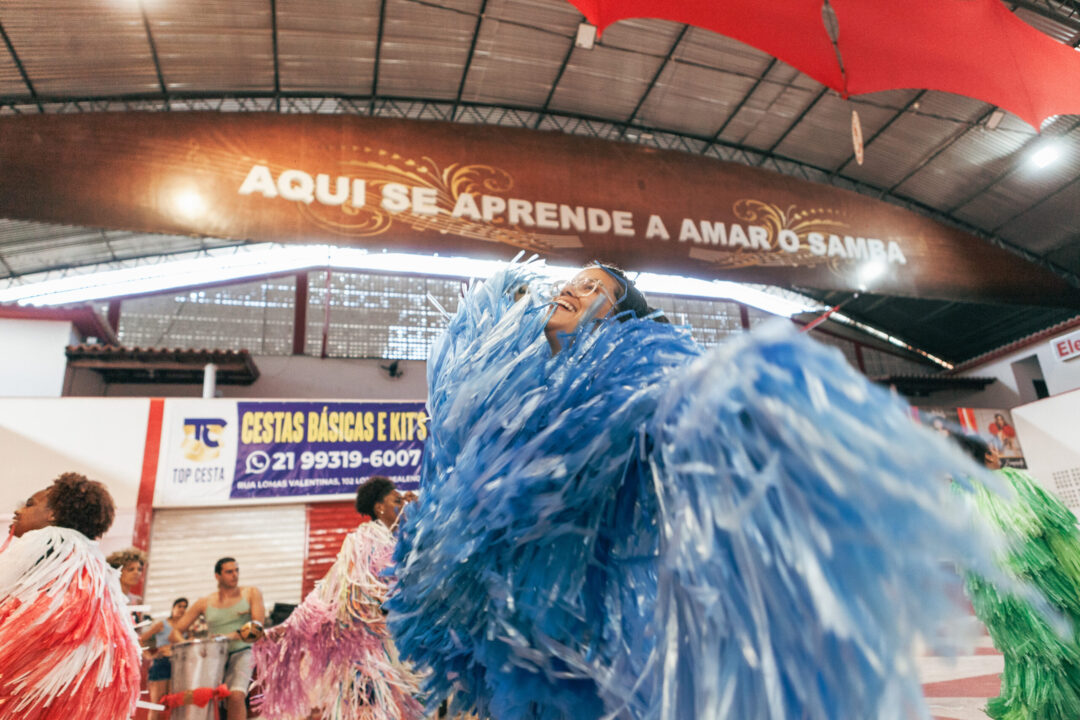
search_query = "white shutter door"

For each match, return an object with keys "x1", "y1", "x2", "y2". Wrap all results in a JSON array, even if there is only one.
[{"x1": 143, "y1": 505, "x2": 306, "y2": 619}]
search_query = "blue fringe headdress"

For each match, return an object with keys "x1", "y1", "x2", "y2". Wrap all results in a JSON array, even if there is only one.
[{"x1": 388, "y1": 260, "x2": 1013, "y2": 720}]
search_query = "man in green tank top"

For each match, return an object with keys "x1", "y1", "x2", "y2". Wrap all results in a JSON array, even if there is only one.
[{"x1": 170, "y1": 557, "x2": 266, "y2": 720}]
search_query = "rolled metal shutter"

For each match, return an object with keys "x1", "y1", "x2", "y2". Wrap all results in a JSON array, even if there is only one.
[
  {"x1": 303, "y1": 501, "x2": 362, "y2": 597},
  {"x1": 142, "y1": 505, "x2": 307, "y2": 619}
]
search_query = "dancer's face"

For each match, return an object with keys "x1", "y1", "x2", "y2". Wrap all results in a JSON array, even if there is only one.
[
  {"x1": 120, "y1": 560, "x2": 144, "y2": 591},
  {"x1": 544, "y1": 267, "x2": 620, "y2": 350},
  {"x1": 374, "y1": 489, "x2": 405, "y2": 527},
  {"x1": 12, "y1": 489, "x2": 54, "y2": 538},
  {"x1": 172, "y1": 600, "x2": 188, "y2": 620}
]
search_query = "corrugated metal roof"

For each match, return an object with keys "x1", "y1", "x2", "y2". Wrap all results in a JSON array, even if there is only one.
[
  {"x1": 1014, "y1": 6, "x2": 1079, "y2": 43},
  {"x1": 900, "y1": 123, "x2": 1032, "y2": 211},
  {"x1": 598, "y1": 16, "x2": 682, "y2": 55},
  {"x1": 950, "y1": 314, "x2": 1080, "y2": 372},
  {"x1": 276, "y1": 0, "x2": 380, "y2": 93},
  {"x1": 148, "y1": 0, "x2": 275, "y2": 93},
  {"x1": 956, "y1": 125, "x2": 1080, "y2": 233},
  {"x1": 549, "y1": 43, "x2": 664, "y2": 119},
  {"x1": 674, "y1": 26, "x2": 773, "y2": 77},
  {"x1": 376, "y1": 0, "x2": 477, "y2": 100},
  {"x1": 463, "y1": 19, "x2": 570, "y2": 106},
  {"x1": 1, "y1": 0, "x2": 158, "y2": 96},
  {"x1": 777, "y1": 92, "x2": 897, "y2": 171},
  {"x1": 0, "y1": 41, "x2": 28, "y2": 96},
  {"x1": 486, "y1": 0, "x2": 581, "y2": 36},
  {"x1": 637, "y1": 62, "x2": 757, "y2": 136},
  {"x1": 65, "y1": 344, "x2": 261, "y2": 384},
  {"x1": 0, "y1": 220, "x2": 243, "y2": 278},
  {"x1": 728, "y1": 73, "x2": 825, "y2": 149}
]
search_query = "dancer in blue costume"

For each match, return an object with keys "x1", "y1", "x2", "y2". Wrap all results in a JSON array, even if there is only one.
[{"x1": 387, "y1": 260, "x2": 1009, "y2": 720}]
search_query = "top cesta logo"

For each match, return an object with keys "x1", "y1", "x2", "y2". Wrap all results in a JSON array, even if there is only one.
[{"x1": 181, "y1": 417, "x2": 227, "y2": 462}]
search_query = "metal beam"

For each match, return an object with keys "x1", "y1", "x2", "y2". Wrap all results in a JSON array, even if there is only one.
[
  {"x1": 952, "y1": 305, "x2": 1034, "y2": 346},
  {"x1": 452, "y1": 0, "x2": 488, "y2": 121},
  {"x1": 138, "y1": 1, "x2": 169, "y2": 106},
  {"x1": 0, "y1": 21, "x2": 41, "y2": 113},
  {"x1": 830, "y1": 91, "x2": 926, "y2": 177},
  {"x1": 709, "y1": 58, "x2": 776, "y2": 144},
  {"x1": 881, "y1": 105, "x2": 998, "y2": 196},
  {"x1": 620, "y1": 25, "x2": 689, "y2": 134},
  {"x1": 858, "y1": 295, "x2": 893, "y2": 313},
  {"x1": 914, "y1": 301, "x2": 959, "y2": 324},
  {"x1": 370, "y1": 0, "x2": 387, "y2": 115},
  {"x1": 757, "y1": 85, "x2": 829, "y2": 165},
  {"x1": 992, "y1": 169, "x2": 1080, "y2": 234},
  {"x1": 0, "y1": 253, "x2": 15, "y2": 277},
  {"x1": 944, "y1": 116, "x2": 1080, "y2": 214},
  {"x1": 1008, "y1": 0, "x2": 1080, "y2": 33},
  {"x1": 270, "y1": 0, "x2": 281, "y2": 111},
  {"x1": 100, "y1": 229, "x2": 119, "y2": 263},
  {"x1": 533, "y1": 36, "x2": 575, "y2": 129}
]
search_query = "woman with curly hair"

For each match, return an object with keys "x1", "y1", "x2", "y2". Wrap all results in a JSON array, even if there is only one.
[
  {"x1": 0, "y1": 472, "x2": 141, "y2": 720},
  {"x1": 106, "y1": 547, "x2": 147, "y2": 601},
  {"x1": 107, "y1": 546, "x2": 149, "y2": 628}
]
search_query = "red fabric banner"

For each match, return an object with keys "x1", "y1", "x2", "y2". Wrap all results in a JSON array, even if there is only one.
[{"x1": 568, "y1": 0, "x2": 1080, "y2": 129}]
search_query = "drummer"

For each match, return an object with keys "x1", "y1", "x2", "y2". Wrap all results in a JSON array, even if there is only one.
[{"x1": 170, "y1": 557, "x2": 265, "y2": 720}]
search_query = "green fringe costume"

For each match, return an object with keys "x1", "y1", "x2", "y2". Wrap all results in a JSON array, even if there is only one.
[{"x1": 966, "y1": 467, "x2": 1080, "y2": 720}]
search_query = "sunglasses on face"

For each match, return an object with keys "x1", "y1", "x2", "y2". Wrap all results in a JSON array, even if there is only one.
[{"x1": 561, "y1": 276, "x2": 616, "y2": 305}]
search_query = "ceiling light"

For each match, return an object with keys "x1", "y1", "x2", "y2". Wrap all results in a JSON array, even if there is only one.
[
  {"x1": 985, "y1": 109, "x2": 1005, "y2": 130},
  {"x1": 173, "y1": 190, "x2": 206, "y2": 219},
  {"x1": 856, "y1": 260, "x2": 888, "y2": 289},
  {"x1": 575, "y1": 22, "x2": 597, "y2": 50},
  {"x1": 1031, "y1": 142, "x2": 1062, "y2": 168}
]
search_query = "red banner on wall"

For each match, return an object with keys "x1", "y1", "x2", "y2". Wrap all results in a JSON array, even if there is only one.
[{"x1": 0, "y1": 112, "x2": 1075, "y2": 306}]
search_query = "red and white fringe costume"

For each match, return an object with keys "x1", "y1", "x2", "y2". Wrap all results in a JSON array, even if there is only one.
[
  {"x1": 0, "y1": 527, "x2": 141, "y2": 720},
  {"x1": 253, "y1": 518, "x2": 424, "y2": 720}
]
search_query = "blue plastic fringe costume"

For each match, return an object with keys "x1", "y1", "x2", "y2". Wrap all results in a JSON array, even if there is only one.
[{"x1": 387, "y1": 261, "x2": 1011, "y2": 720}]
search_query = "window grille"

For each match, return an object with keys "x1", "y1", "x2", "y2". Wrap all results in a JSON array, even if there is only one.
[
  {"x1": 306, "y1": 271, "x2": 464, "y2": 360},
  {"x1": 652, "y1": 296, "x2": 744, "y2": 348},
  {"x1": 110, "y1": 269, "x2": 936, "y2": 376},
  {"x1": 117, "y1": 276, "x2": 295, "y2": 354}
]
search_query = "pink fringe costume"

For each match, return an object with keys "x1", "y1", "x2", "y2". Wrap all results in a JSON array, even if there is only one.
[
  {"x1": 0, "y1": 527, "x2": 141, "y2": 720},
  {"x1": 253, "y1": 518, "x2": 424, "y2": 720}
]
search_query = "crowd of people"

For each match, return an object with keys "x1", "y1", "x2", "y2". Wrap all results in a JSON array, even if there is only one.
[{"x1": 2, "y1": 262, "x2": 1079, "y2": 720}]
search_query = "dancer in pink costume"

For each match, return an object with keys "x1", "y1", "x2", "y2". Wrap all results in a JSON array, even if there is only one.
[
  {"x1": 253, "y1": 476, "x2": 424, "y2": 720},
  {"x1": 0, "y1": 472, "x2": 141, "y2": 720}
]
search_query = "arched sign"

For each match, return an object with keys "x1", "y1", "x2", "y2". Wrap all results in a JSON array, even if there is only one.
[{"x1": 0, "y1": 112, "x2": 1074, "y2": 306}]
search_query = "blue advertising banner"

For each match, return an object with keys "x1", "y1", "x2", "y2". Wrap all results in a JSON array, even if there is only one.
[{"x1": 231, "y1": 400, "x2": 426, "y2": 498}]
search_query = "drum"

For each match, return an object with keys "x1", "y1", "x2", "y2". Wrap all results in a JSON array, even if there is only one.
[{"x1": 168, "y1": 637, "x2": 230, "y2": 720}]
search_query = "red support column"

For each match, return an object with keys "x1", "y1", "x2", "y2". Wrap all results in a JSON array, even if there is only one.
[
  {"x1": 133, "y1": 398, "x2": 165, "y2": 552},
  {"x1": 107, "y1": 299, "x2": 121, "y2": 336},
  {"x1": 293, "y1": 272, "x2": 308, "y2": 355},
  {"x1": 320, "y1": 270, "x2": 332, "y2": 359},
  {"x1": 854, "y1": 342, "x2": 867, "y2": 374}
]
